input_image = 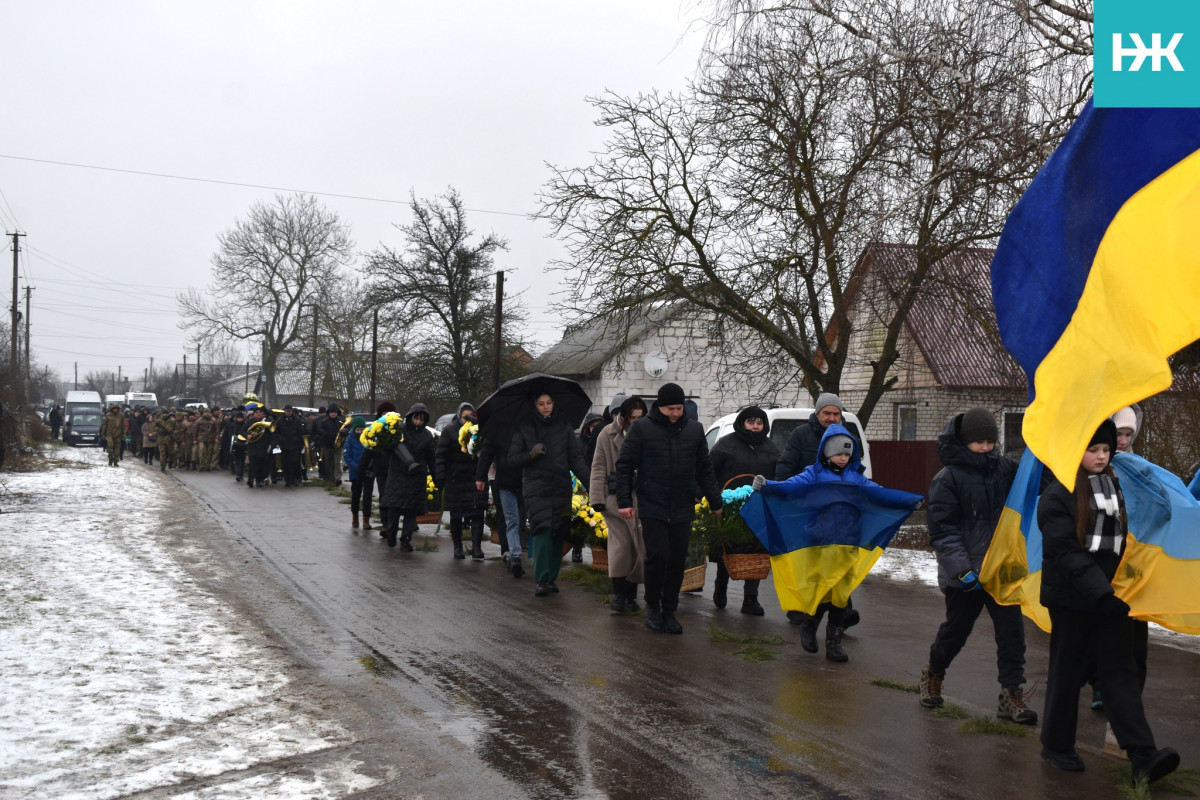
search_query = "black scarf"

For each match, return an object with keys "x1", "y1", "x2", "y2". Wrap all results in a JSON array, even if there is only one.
[{"x1": 1085, "y1": 474, "x2": 1124, "y2": 555}]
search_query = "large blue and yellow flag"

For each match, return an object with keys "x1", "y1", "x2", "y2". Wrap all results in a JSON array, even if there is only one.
[
  {"x1": 991, "y1": 101, "x2": 1200, "y2": 486},
  {"x1": 739, "y1": 482, "x2": 922, "y2": 615},
  {"x1": 982, "y1": 451, "x2": 1200, "y2": 634}
]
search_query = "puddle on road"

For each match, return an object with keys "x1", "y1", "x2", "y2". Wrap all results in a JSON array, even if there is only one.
[{"x1": 357, "y1": 647, "x2": 400, "y2": 678}]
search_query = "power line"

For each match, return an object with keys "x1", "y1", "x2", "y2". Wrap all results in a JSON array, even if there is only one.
[{"x1": 0, "y1": 153, "x2": 533, "y2": 218}]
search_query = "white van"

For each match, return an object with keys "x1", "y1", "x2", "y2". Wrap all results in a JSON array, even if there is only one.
[
  {"x1": 125, "y1": 391, "x2": 158, "y2": 408},
  {"x1": 705, "y1": 406, "x2": 873, "y2": 479},
  {"x1": 64, "y1": 390, "x2": 104, "y2": 420},
  {"x1": 105, "y1": 394, "x2": 125, "y2": 408}
]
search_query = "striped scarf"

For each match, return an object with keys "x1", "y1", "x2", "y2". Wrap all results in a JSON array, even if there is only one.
[{"x1": 1085, "y1": 474, "x2": 1124, "y2": 555}]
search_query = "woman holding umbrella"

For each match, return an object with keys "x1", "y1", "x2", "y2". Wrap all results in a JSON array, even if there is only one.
[{"x1": 507, "y1": 392, "x2": 591, "y2": 596}]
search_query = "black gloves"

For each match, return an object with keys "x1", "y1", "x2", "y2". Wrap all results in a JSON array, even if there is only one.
[
  {"x1": 592, "y1": 503, "x2": 606, "y2": 512},
  {"x1": 1096, "y1": 594, "x2": 1131, "y2": 616},
  {"x1": 530, "y1": 443, "x2": 547, "y2": 459}
]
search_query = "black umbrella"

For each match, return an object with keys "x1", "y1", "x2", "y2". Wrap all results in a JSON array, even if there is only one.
[{"x1": 476, "y1": 373, "x2": 593, "y2": 445}]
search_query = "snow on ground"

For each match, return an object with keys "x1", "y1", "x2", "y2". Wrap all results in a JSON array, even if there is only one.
[{"x1": 0, "y1": 445, "x2": 379, "y2": 799}]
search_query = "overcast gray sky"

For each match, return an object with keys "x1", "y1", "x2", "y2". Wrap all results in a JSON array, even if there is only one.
[{"x1": 0, "y1": 1, "x2": 707, "y2": 387}]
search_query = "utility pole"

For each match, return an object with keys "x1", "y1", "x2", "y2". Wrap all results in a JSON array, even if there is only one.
[
  {"x1": 117, "y1": 365, "x2": 122, "y2": 396},
  {"x1": 492, "y1": 270, "x2": 504, "y2": 391},
  {"x1": 369, "y1": 307, "x2": 378, "y2": 415},
  {"x1": 23, "y1": 286, "x2": 32, "y2": 404},
  {"x1": 10, "y1": 231, "x2": 25, "y2": 398},
  {"x1": 308, "y1": 304, "x2": 318, "y2": 408},
  {"x1": 182, "y1": 354, "x2": 187, "y2": 397},
  {"x1": 196, "y1": 343, "x2": 200, "y2": 397},
  {"x1": 74, "y1": 362, "x2": 78, "y2": 391}
]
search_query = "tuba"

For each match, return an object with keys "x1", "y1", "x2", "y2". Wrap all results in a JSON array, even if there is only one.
[
  {"x1": 334, "y1": 416, "x2": 354, "y2": 449},
  {"x1": 243, "y1": 419, "x2": 273, "y2": 444}
]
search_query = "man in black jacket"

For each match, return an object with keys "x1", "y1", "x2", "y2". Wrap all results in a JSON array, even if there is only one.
[
  {"x1": 275, "y1": 405, "x2": 306, "y2": 486},
  {"x1": 615, "y1": 383, "x2": 722, "y2": 635},
  {"x1": 315, "y1": 406, "x2": 345, "y2": 483}
]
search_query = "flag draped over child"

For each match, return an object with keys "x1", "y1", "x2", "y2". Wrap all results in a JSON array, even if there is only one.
[
  {"x1": 982, "y1": 451, "x2": 1200, "y2": 634},
  {"x1": 740, "y1": 482, "x2": 921, "y2": 615},
  {"x1": 990, "y1": 101, "x2": 1200, "y2": 487}
]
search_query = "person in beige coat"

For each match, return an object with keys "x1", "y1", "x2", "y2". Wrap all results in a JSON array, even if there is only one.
[{"x1": 590, "y1": 393, "x2": 649, "y2": 613}]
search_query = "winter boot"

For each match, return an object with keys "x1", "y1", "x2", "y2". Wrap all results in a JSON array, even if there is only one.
[
  {"x1": 571, "y1": 544, "x2": 584, "y2": 563},
  {"x1": 712, "y1": 568, "x2": 729, "y2": 609},
  {"x1": 352, "y1": 512, "x2": 359, "y2": 529},
  {"x1": 797, "y1": 613, "x2": 819, "y2": 654},
  {"x1": 609, "y1": 577, "x2": 628, "y2": 612},
  {"x1": 470, "y1": 521, "x2": 485, "y2": 559},
  {"x1": 644, "y1": 604, "x2": 664, "y2": 632},
  {"x1": 997, "y1": 686, "x2": 1038, "y2": 725},
  {"x1": 741, "y1": 580, "x2": 764, "y2": 615},
  {"x1": 919, "y1": 666, "x2": 945, "y2": 708},
  {"x1": 509, "y1": 557, "x2": 524, "y2": 579},
  {"x1": 362, "y1": 516, "x2": 373, "y2": 531},
  {"x1": 825, "y1": 626, "x2": 848, "y2": 662},
  {"x1": 625, "y1": 582, "x2": 640, "y2": 612},
  {"x1": 842, "y1": 606, "x2": 861, "y2": 630},
  {"x1": 1130, "y1": 747, "x2": 1181, "y2": 785},
  {"x1": 400, "y1": 518, "x2": 416, "y2": 552},
  {"x1": 387, "y1": 525, "x2": 398, "y2": 548},
  {"x1": 662, "y1": 609, "x2": 684, "y2": 635}
]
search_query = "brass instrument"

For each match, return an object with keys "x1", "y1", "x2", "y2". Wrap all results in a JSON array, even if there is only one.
[
  {"x1": 334, "y1": 416, "x2": 354, "y2": 449},
  {"x1": 244, "y1": 419, "x2": 273, "y2": 444},
  {"x1": 302, "y1": 434, "x2": 318, "y2": 470}
]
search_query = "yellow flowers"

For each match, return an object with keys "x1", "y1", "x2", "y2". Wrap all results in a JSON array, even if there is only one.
[
  {"x1": 360, "y1": 412, "x2": 404, "y2": 450},
  {"x1": 458, "y1": 421, "x2": 480, "y2": 456},
  {"x1": 571, "y1": 493, "x2": 608, "y2": 543},
  {"x1": 426, "y1": 474, "x2": 438, "y2": 502}
]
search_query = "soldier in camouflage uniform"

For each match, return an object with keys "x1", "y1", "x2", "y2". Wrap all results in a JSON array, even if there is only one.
[
  {"x1": 100, "y1": 405, "x2": 125, "y2": 467},
  {"x1": 180, "y1": 411, "x2": 198, "y2": 470},
  {"x1": 156, "y1": 411, "x2": 178, "y2": 472},
  {"x1": 196, "y1": 408, "x2": 220, "y2": 472}
]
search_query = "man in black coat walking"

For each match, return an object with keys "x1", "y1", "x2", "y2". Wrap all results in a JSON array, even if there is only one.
[
  {"x1": 275, "y1": 406, "x2": 306, "y2": 486},
  {"x1": 614, "y1": 383, "x2": 721, "y2": 635}
]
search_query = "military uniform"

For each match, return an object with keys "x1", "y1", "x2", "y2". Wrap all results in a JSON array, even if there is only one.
[
  {"x1": 180, "y1": 414, "x2": 198, "y2": 470},
  {"x1": 196, "y1": 410, "x2": 219, "y2": 471},
  {"x1": 100, "y1": 407, "x2": 125, "y2": 466},
  {"x1": 156, "y1": 413, "x2": 178, "y2": 471}
]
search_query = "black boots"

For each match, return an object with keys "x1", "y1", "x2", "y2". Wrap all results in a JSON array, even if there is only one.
[
  {"x1": 399, "y1": 518, "x2": 415, "y2": 552},
  {"x1": 470, "y1": 520, "x2": 485, "y2": 560},
  {"x1": 644, "y1": 604, "x2": 664, "y2": 632},
  {"x1": 741, "y1": 580, "x2": 764, "y2": 615},
  {"x1": 451, "y1": 518, "x2": 465, "y2": 559},
  {"x1": 610, "y1": 577, "x2": 640, "y2": 613},
  {"x1": 1130, "y1": 747, "x2": 1180, "y2": 784},
  {"x1": 713, "y1": 572, "x2": 728, "y2": 609},
  {"x1": 826, "y1": 626, "x2": 848, "y2": 662},
  {"x1": 571, "y1": 544, "x2": 584, "y2": 563},
  {"x1": 797, "y1": 613, "x2": 819, "y2": 653}
]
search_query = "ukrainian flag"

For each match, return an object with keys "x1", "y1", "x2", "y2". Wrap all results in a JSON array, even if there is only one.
[
  {"x1": 982, "y1": 451, "x2": 1200, "y2": 634},
  {"x1": 980, "y1": 450, "x2": 1051, "y2": 632},
  {"x1": 740, "y1": 482, "x2": 922, "y2": 616},
  {"x1": 991, "y1": 101, "x2": 1200, "y2": 486}
]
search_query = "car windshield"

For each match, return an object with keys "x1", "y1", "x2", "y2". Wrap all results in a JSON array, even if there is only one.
[{"x1": 72, "y1": 413, "x2": 102, "y2": 426}]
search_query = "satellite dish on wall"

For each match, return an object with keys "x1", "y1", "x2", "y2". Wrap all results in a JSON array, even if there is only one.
[{"x1": 644, "y1": 351, "x2": 669, "y2": 379}]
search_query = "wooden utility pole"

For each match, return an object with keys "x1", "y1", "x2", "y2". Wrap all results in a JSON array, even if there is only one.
[
  {"x1": 308, "y1": 304, "x2": 318, "y2": 408},
  {"x1": 9, "y1": 231, "x2": 24, "y2": 397},
  {"x1": 492, "y1": 270, "x2": 504, "y2": 391},
  {"x1": 369, "y1": 307, "x2": 378, "y2": 415},
  {"x1": 23, "y1": 286, "x2": 32, "y2": 404},
  {"x1": 196, "y1": 343, "x2": 200, "y2": 397}
]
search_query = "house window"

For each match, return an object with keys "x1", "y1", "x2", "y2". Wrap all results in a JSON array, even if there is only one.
[
  {"x1": 1002, "y1": 408, "x2": 1025, "y2": 457},
  {"x1": 896, "y1": 403, "x2": 917, "y2": 441}
]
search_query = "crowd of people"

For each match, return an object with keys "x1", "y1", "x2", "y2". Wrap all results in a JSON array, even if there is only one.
[{"x1": 60, "y1": 384, "x2": 1180, "y2": 786}]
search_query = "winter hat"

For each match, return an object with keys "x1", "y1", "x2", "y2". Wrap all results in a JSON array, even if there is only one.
[
  {"x1": 621, "y1": 395, "x2": 647, "y2": 418},
  {"x1": 375, "y1": 401, "x2": 397, "y2": 416},
  {"x1": 1089, "y1": 418, "x2": 1118, "y2": 452},
  {"x1": 814, "y1": 393, "x2": 844, "y2": 414},
  {"x1": 822, "y1": 434, "x2": 855, "y2": 459},
  {"x1": 656, "y1": 382, "x2": 686, "y2": 407},
  {"x1": 1112, "y1": 406, "x2": 1138, "y2": 433},
  {"x1": 609, "y1": 393, "x2": 627, "y2": 415},
  {"x1": 735, "y1": 405, "x2": 769, "y2": 431},
  {"x1": 958, "y1": 407, "x2": 998, "y2": 443},
  {"x1": 351, "y1": 415, "x2": 365, "y2": 428}
]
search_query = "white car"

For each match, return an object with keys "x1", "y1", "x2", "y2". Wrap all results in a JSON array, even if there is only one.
[{"x1": 705, "y1": 406, "x2": 873, "y2": 479}]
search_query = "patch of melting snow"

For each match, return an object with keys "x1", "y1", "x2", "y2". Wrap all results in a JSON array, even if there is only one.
[{"x1": 0, "y1": 446, "x2": 378, "y2": 798}]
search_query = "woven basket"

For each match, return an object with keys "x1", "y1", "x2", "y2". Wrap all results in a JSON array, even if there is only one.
[
  {"x1": 723, "y1": 549, "x2": 770, "y2": 580},
  {"x1": 680, "y1": 563, "x2": 706, "y2": 592},
  {"x1": 489, "y1": 529, "x2": 501, "y2": 545},
  {"x1": 416, "y1": 512, "x2": 441, "y2": 525},
  {"x1": 589, "y1": 545, "x2": 608, "y2": 571}
]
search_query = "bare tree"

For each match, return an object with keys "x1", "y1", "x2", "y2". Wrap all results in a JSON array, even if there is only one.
[
  {"x1": 178, "y1": 194, "x2": 355, "y2": 406},
  {"x1": 364, "y1": 188, "x2": 527, "y2": 407}
]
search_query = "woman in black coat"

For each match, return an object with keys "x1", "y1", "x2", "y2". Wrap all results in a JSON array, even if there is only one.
[
  {"x1": 507, "y1": 393, "x2": 590, "y2": 596},
  {"x1": 364, "y1": 402, "x2": 398, "y2": 539},
  {"x1": 1037, "y1": 419, "x2": 1177, "y2": 784},
  {"x1": 436, "y1": 402, "x2": 489, "y2": 560},
  {"x1": 380, "y1": 403, "x2": 436, "y2": 551},
  {"x1": 707, "y1": 406, "x2": 778, "y2": 616}
]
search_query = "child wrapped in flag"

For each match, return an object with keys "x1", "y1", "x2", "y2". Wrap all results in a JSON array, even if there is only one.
[{"x1": 742, "y1": 424, "x2": 922, "y2": 663}]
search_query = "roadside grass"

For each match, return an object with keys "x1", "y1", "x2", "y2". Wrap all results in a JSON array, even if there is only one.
[
  {"x1": 870, "y1": 677, "x2": 920, "y2": 694},
  {"x1": 957, "y1": 717, "x2": 1030, "y2": 737},
  {"x1": 1108, "y1": 765, "x2": 1200, "y2": 799},
  {"x1": 311, "y1": 479, "x2": 352, "y2": 499},
  {"x1": 734, "y1": 644, "x2": 779, "y2": 662},
  {"x1": 709, "y1": 624, "x2": 785, "y2": 646},
  {"x1": 557, "y1": 567, "x2": 613, "y2": 594},
  {"x1": 416, "y1": 537, "x2": 439, "y2": 552},
  {"x1": 932, "y1": 702, "x2": 971, "y2": 720}
]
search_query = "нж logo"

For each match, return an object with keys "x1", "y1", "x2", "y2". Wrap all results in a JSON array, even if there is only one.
[{"x1": 1112, "y1": 33, "x2": 1185, "y2": 72}]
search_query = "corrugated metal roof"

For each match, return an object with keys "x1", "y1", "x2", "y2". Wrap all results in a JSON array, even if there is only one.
[
  {"x1": 530, "y1": 304, "x2": 681, "y2": 377},
  {"x1": 858, "y1": 243, "x2": 1025, "y2": 390}
]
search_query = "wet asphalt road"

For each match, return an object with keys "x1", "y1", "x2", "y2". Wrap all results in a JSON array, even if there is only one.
[{"x1": 168, "y1": 467, "x2": 1200, "y2": 799}]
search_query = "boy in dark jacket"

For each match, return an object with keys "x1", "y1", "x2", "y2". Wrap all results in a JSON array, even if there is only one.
[{"x1": 919, "y1": 408, "x2": 1035, "y2": 724}]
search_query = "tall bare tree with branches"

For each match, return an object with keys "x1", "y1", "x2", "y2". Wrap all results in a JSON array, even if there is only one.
[{"x1": 178, "y1": 194, "x2": 355, "y2": 406}]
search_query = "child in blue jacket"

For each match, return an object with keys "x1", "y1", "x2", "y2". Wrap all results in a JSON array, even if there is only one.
[{"x1": 753, "y1": 423, "x2": 875, "y2": 661}]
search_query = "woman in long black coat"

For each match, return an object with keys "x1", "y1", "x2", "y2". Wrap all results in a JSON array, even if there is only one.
[
  {"x1": 436, "y1": 402, "x2": 489, "y2": 560},
  {"x1": 380, "y1": 403, "x2": 436, "y2": 551},
  {"x1": 708, "y1": 406, "x2": 777, "y2": 616},
  {"x1": 363, "y1": 402, "x2": 398, "y2": 539},
  {"x1": 507, "y1": 393, "x2": 590, "y2": 596}
]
